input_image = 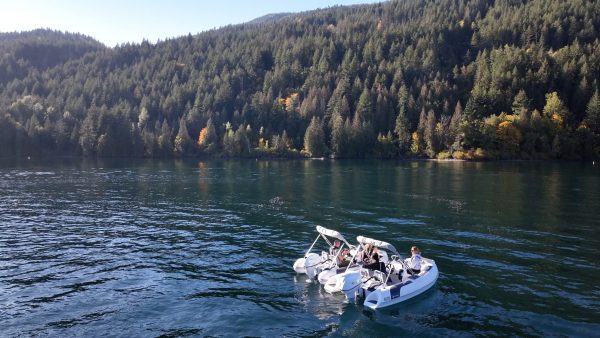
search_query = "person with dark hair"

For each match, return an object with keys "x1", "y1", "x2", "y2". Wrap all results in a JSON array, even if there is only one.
[{"x1": 362, "y1": 244, "x2": 386, "y2": 273}]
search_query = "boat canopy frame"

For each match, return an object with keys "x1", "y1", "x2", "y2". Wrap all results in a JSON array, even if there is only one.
[
  {"x1": 303, "y1": 225, "x2": 354, "y2": 258},
  {"x1": 356, "y1": 235, "x2": 400, "y2": 256}
]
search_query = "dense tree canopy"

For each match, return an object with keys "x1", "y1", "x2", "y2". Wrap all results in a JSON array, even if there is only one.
[{"x1": 1, "y1": 0, "x2": 600, "y2": 160}]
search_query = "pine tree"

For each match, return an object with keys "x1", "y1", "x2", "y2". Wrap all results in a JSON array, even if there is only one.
[
  {"x1": 138, "y1": 106, "x2": 149, "y2": 130},
  {"x1": 331, "y1": 115, "x2": 349, "y2": 158},
  {"x1": 303, "y1": 116, "x2": 327, "y2": 157},
  {"x1": 585, "y1": 90, "x2": 600, "y2": 134},
  {"x1": 354, "y1": 87, "x2": 373, "y2": 122},
  {"x1": 424, "y1": 110, "x2": 438, "y2": 158},
  {"x1": 512, "y1": 89, "x2": 530, "y2": 116},
  {"x1": 233, "y1": 124, "x2": 250, "y2": 156},
  {"x1": 174, "y1": 117, "x2": 192, "y2": 156},
  {"x1": 395, "y1": 85, "x2": 410, "y2": 152},
  {"x1": 448, "y1": 101, "x2": 462, "y2": 148},
  {"x1": 157, "y1": 120, "x2": 173, "y2": 156}
]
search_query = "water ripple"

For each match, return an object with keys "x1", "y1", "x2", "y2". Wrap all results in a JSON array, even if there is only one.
[{"x1": 1, "y1": 159, "x2": 599, "y2": 336}]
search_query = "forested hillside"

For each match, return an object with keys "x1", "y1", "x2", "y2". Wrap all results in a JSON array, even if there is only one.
[{"x1": 1, "y1": 0, "x2": 600, "y2": 159}]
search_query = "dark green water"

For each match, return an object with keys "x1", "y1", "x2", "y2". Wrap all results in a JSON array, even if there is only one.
[{"x1": 1, "y1": 159, "x2": 599, "y2": 337}]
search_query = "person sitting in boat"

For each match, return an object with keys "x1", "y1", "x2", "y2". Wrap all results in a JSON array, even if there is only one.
[
  {"x1": 357, "y1": 244, "x2": 373, "y2": 264},
  {"x1": 329, "y1": 240, "x2": 342, "y2": 256},
  {"x1": 407, "y1": 246, "x2": 422, "y2": 275},
  {"x1": 337, "y1": 248, "x2": 351, "y2": 267},
  {"x1": 362, "y1": 245, "x2": 386, "y2": 273}
]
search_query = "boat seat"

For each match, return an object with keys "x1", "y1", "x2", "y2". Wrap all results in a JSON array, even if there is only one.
[
  {"x1": 418, "y1": 265, "x2": 431, "y2": 276},
  {"x1": 373, "y1": 270, "x2": 386, "y2": 282}
]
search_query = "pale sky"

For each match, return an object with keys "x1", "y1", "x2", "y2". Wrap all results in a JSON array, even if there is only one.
[{"x1": 0, "y1": 0, "x2": 383, "y2": 47}]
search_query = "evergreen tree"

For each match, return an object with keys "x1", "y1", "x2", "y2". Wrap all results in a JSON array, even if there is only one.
[
  {"x1": 448, "y1": 101, "x2": 463, "y2": 148},
  {"x1": 138, "y1": 106, "x2": 149, "y2": 130},
  {"x1": 174, "y1": 117, "x2": 193, "y2": 156},
  {"x1": 424, "y1": 110, "x2": 438, "y2": 158},
  {"x1": 303, "y1": 116, "x2": 327, "y2": 157},
  {"x1": 222, "y1": 122, "x2": 235, "y2": 156},
  {"x1": 585, "y1": 90, "x2": 600, "y2": 134},
  {"x1": 157, "y1": 120, "x2": 173, "y2": 156},
  {"x1": 331, "y1": 115, "x2": 350, "y2": 158},
  {"x1": 231, "y1": 124, "x2": 250, "y2": 156},
  {"x1": 394, "y1": 85, "x2": 410, "y2": 153},
  {"x1": 79, "y1": 108, "x2": 99, "y2": 156},
  {"x1": 354, "y1": 88, "x2": 373, "y2": 122},
  {"x1": 512, "y1": 89, "x2": 530, "y2": 116}
]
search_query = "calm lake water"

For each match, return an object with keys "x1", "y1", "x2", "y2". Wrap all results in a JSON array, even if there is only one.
[{"x1": 1, "y1": 159, "x2": 599, "y2": 337}]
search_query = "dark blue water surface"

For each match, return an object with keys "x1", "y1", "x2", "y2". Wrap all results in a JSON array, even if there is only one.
[{"x1": 1, "y1": 159, "x2": 599, "y2": 337}]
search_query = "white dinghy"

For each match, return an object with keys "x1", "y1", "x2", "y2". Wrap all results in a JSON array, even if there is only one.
[
  {"x1": 316, "y1": 232, "x2": 392, "y2": 285},
  {"x1": 326, "y1": 235, "x2": 438, "y2": 310},
  {"x1": 323, "y1": 237, "x2": 389, "y2": 292},
  {"x1": 292, "y1": 226, "x2": 356, "y2": 281}
]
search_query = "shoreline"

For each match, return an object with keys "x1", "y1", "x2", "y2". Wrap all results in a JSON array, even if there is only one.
[{"x1": 1, "y1": 154, "x2": 596, "y2": 164}]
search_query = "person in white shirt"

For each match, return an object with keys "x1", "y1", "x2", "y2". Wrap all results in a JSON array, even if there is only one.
[{"x1": 407, "y1": 246, "x2": 422, "y2": 275}]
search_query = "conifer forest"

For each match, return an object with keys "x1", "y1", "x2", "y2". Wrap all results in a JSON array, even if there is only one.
[{"x1": 1, "y1": 0, "x2": 600, "y2": 160}]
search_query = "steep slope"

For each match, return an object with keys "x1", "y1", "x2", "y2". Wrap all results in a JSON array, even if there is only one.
[
  {"x1": 0, "y1": 29, "x2": 105, "y2": 83},
  {"x1": 0, "y1": 0, "x2": 599, "y2": 159}
]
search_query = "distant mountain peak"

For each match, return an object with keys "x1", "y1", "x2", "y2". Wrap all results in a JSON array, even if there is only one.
[{"x1": 246, "y1": 13, "x2": 294, "y2": 25}]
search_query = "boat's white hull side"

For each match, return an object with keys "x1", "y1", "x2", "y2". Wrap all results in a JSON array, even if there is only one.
[
  {"x1": 293, "y1": 252, "x2": 320, "y2": 275},
  {"x1": 319, "y1": 263, "x2": 365, "y2": 284},
  {"x1": 364, "y1": 263, "x2": 438, "y2": 310},
  {"x1": 293, "y1": 257, "x2": 306, "y2": 274},
  {"x1": 324, "y1": 270, "x2": 362, "y2": 296}
]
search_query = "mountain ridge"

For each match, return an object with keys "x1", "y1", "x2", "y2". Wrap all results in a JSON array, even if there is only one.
[
  {"x1": 246, "y1": 13, "x2": 295, "y2": 25},
  {"x1": 0, "y1": 0, "x2": 599, "y2": 160}
]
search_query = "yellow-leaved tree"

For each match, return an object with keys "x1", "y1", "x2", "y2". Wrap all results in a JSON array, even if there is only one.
[{"x1": 496, "y1": 120, "x2": 522, "y2": 157}]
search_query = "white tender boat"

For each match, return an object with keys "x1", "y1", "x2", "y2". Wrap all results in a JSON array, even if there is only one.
[
  {"x1": 292, "y1": 226, "x2": 356, "y2": 281},
  {"x1": 322, "y1": 238, "x2": 389, "y2": 290},
  {"x1": 325, "y1": 235, "x2": 438, "y2": 310}
]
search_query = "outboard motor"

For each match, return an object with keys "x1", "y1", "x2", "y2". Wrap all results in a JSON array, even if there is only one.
[
  {"x1": 339, "y1": 270, "x2": 362, "y2": 300},
  {"x1": 304, "y1": 253, "x2": 322, "y2": 280}
]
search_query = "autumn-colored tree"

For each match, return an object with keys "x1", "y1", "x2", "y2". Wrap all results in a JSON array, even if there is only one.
[
  {"x1": 198, "y1": 118, "x2": 218, "y2": 153},
  {"x1": 198, "y1": 128, "x2": 208, "y2": 146},
  {"x1": 496, "y1": 121, "x2": 522, "y2": 156},
  {"x1": 285, "y1": 93, "x2": 299, "y2": 113},
  {"x1": 410, "y1": 132, "x2": 421, "y2": 155},
  {"x1": 543, "y1": 92, "x2": 570, "y2": 127}
]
